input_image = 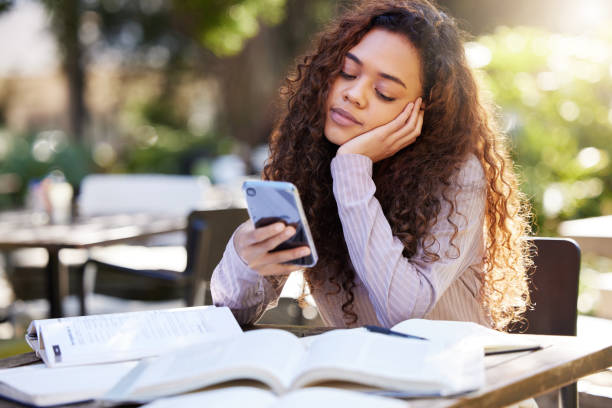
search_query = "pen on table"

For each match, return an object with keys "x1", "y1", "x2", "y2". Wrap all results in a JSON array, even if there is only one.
[
  {"x1": 364, "y1": 326, "x2": 542, "y2": 355},
  {"x1": 363, "y1": 325, "x2": 429, "y2": 341},
  {"x1": 484, "y1": 345, "x2": 542, "y2": 356}
]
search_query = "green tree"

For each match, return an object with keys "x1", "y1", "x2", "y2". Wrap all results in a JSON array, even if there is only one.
[
  {"x1": 472, "y1": 27, "x2": 612, "y2": 234},
  {"x1": 35, "y1": 0, "x2": 288, "y2": 143}
]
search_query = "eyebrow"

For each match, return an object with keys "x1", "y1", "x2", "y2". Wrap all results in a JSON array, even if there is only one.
[{"x1": 346, "y1": 53, "x2": 407, "y2": 89}]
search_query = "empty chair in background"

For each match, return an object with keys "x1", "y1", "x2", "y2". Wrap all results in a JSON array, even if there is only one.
[
  {"x1": 81, "y1": 208, "x2": 250, "y2": 311},
  {"x1": 77, "y1": 174, "x2": 212, "y2": 245},
  {"x1": 77, "y1": 174, "x2": 211, "y2": 216}
]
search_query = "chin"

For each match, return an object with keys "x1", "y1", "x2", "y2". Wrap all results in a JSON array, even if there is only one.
[{"x1": 324, "y1": 124, "x2": 352, "y2": 146}]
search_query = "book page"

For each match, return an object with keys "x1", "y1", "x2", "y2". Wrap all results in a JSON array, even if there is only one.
[
  {"x1": 114, "y1": 329, "x2": 307, "y2": 400},
  {"x1": 140, "y1": 386, "x2": 277, "y2": 408},
  {"x1": 275, "y1": 387, "x2": 410, "y2": 408},
  {"x1": 0, "y1": 361, "x2": 137, "y2": 407},
  {"x1": 291, "y1": 328, "x2": 484, "y2": 395},
  {"x1": 138, "y1": 386, "x2": 408, "y2": 408},
  {"x1": 34, "y1": 306, "x2": 241, "y2": 367},
  {"x1": 391, "y1": 319, "x2": 540, "y2": 352}
]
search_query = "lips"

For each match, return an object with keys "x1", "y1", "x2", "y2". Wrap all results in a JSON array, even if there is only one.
[{"x1": 329, "y1": 107, "x2": 362, "y2": 126}]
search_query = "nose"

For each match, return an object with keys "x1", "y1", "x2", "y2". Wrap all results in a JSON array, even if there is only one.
[{"x1": 342, "y1": 79, "x2": 367, "y2": 108}]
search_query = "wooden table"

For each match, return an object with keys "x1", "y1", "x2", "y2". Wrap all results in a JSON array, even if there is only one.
[
  {"x1": 0, "y1": 211, "x2": 186, "y2": 318},
  {"x1": 0, "y1": 326, "x2": 610, "y2": 407}
]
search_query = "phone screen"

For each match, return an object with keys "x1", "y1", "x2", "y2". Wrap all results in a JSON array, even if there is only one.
[{"x1": 244, "y1": 182, "x2": 316, "y2": 266}]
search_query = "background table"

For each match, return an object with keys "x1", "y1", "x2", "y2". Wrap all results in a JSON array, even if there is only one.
[
  {"x1": 0, "y1": 326, "x2": 610, "y2": 407},
  {"x1": 0, "y1": 211, "x2": 186, "y2": 318}
]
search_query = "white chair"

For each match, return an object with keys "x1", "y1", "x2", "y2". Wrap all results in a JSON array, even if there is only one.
[
  {"x1": 77, "y1": 174, "x2": 211, "y2": 217},
  {"x1": 78, "y1": 174, "x2": 211, "y2": 246}
]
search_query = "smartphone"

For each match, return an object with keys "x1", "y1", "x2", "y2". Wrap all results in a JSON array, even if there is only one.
[{"x1": 242, "y1": 180, "x2": 318, "y2": 267}]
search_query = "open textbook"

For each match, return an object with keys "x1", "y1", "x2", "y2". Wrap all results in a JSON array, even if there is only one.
[
  {"x1": 141, "y1": 386, "x2": 410, "y2": 408},
  {"x1": 104, "y1": 327, "x2": 485, "y2": 402},
  {"x1": 25, "y1": 306, "x2": 242, "y2": 367},
  {"x1": 390, "y1": 319, "x2": 542, "y2": 355}
]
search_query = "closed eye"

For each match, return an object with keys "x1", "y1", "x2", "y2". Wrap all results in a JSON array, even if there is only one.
[
  {"x1": 340, "y1": 71, "x2": 396, "y2": 102},
  {"x1": 340, "y1": 71, "x2": 356, "y2": 80},
  {"x1": 376, "y1": 90, "x2": 395, "y2": 102}
]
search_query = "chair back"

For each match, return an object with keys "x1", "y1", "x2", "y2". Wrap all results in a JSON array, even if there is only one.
[
  {"x1": 520, "y1": 237, "x2": 581, "y2": 336},
  {"x1": 185, "y1": 208, "x2": 250, "y2": 305}
]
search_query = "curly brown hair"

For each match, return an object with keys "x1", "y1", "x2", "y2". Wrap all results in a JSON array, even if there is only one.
[{"x1": 263, "y1": 0, "x2": 532, "y2": 330}]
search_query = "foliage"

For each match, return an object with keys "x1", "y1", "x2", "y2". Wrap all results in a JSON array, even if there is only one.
[
  {"x1": 0, "y1": 0, "x2": 12, "y2": 13},
  {"x1": 0, "y1": 0, "x2": 297, "y2": 210},
  {"x1": 2, "y1": 3, "x2": 610, "y2": 231},
  {"x1": 174, "y1": 0, "x2": 287, "y2": 56},
  {"x1": 472, "y1": 27, "x2": 612, "y2": 234},
  {"x1": 41, "y1": 0, "x2": 288, "y2": 64},
  {"x1": 0, "y1": 129, "x2": 94, "y2": 206},
  {"x1": 112, "y1": 100, "x2": 234, "y2": 175}
]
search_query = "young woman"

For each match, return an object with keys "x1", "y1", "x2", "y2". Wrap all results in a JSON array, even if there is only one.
[{"x1": 211, "y1": 0, "x2": 532, "y2": 331}]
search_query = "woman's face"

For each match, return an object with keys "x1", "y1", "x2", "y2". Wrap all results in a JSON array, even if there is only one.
[{"x1": 324, "y1": 28, "x2": 423, "y2": 146}]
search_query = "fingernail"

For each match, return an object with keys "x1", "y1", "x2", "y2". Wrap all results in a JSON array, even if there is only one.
[
  {"x1": 285, "y1": 227, "x2": 295, "y2": 237},
  {"x1": 300, "y1": 248, "x2": 311, "y2": 256},
  {"x1": 275, "y1": 223, "x2": 284, "y2": 232}
]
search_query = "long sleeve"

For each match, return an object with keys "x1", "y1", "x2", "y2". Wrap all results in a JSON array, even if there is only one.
[
  {"x1": 210, "y1": 223, "x2": 288, "y2": 324},
  {"x1": 331, "y1": 153, "x2": 486, "y2": 328}
]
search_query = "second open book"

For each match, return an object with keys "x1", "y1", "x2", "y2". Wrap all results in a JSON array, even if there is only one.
[
  {"x1": 105, "y1": 325, "x2": 485, "y2": 402},
  {"x1": 390, "y1": 318, "x2": 542, "y2": 355}
]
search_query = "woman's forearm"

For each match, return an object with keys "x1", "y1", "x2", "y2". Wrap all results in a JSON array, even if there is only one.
[{"x1": 210, "y1": 230, "x2": 288, "y2": 325}]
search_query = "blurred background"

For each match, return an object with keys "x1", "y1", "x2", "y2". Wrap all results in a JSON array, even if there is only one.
[
  {"x1": 0, "y1": 0, "x2": 611, "y2": 405},
  {"x1": 0, "y1": 0, "x2": 610, "y2": 357}
]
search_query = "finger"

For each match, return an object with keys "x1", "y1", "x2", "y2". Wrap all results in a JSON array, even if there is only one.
[
  {"x1": 404, "y1": 97, "x2": 422, "y2": 129},
  {"x1": 400, "y1": 100, "x2": 416, "y2": 120},
  {"x1": 389, "y1": 102, "x2": 415, "y2": 132},
  {"x1": 241, "y1": 226, "x2": 294, "y2": 262},
  {"x1": 371, "y1": 102, "x2": 413, "y2": 138},
  {"x1": 247, "y1": 226, "x2": 297, "y2": 259},
  {"x1": 389, "y1": 98, "x2": 422, "y2": 143},
  {"x1": 245, "y1": 222, "x2": 286, "y2": 245},
  {"x1": 363, "y1": 102, "x2": 414, "y2": 142},
  {"x1": 416, "y1": 107, "x2": 424, "y2": 132},
  {"x1": 385, "y1": 97, "x2": 423, "y2": 137},
  {"x1": 394, "y1": 108, "x2": 424, "y2": 149},
  {"x1": 248, "y1": 245, "x2": 311, "y2": 269},
  {"x1": 261, "y1": 226, "x2": 296, "y2": 252},
  {"x1": 250, "y1": 245, "x2": 311, "y2": 269}
]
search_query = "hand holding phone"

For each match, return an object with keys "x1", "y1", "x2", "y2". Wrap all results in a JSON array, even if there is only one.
[
  {"x1": 233, "y1": 221, "x2": 310, "y2": 276},
  {"x1": 240, "y1": 181, "x2": 318, "y2": 269}
]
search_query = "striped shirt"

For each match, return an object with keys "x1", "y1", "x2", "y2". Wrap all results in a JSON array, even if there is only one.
[{"x1": 211, "y1": 153, "x2": 491, "y2": 328}]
